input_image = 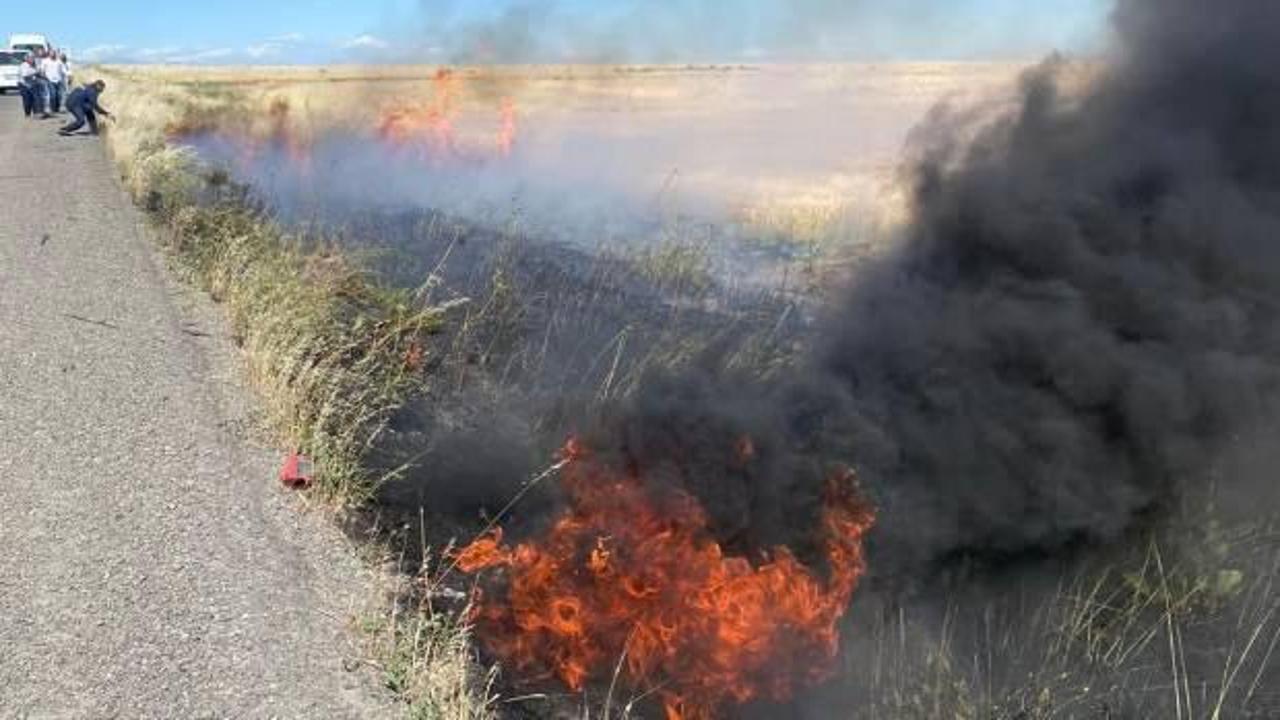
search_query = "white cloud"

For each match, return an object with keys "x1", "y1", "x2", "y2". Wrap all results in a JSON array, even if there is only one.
[
  {"x1": 79, "y1": 44, "x2": 130, "y2": 62},
  {"x1": 73, "y1": 39, "x2": 305, "y2": 65},
  {"x1": 166, "y1": 47, "x2": 237, "y2": 63},
  {"x1": 136, "y1": 46, "x2": 181, "y2": 58},
  {"x1": 341, "y1": 34, "x2": 389, "y2": 51},
  {"x1": 246, "y1": 42, "x2": 284, "y2": 58},
  {"x1": 244, "y1": 32, "x2": 305, "y2": 60}
]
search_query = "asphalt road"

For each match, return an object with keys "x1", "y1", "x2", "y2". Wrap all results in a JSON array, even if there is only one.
[{"x1": 0, "y1": 98, "x2": 395, "y2": 716}]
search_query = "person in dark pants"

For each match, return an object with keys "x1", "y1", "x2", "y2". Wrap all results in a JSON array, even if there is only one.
[
  {"x1": 16, "y1": 82, "x2": 34, "y2": 117},
  {"x1": 17, "y1": 57, "x2": 38, "y2": 118},
  {"x1": 31, "y1": 49, "x2": 51, "y2": 118},
  {"x1": 58, "y1": 80, "x2": 112, "y2": 136},
  {"x1": 41, "y1": 51, "x2": 66, "y2": 113}
]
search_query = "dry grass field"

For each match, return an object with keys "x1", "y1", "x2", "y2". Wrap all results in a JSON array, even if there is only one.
[
  {"x1": 101, "y1": 62, "x2": 1026, "y2": 252},
  {"x1": 93, "y1": 62, "x2": 1279, "y2": 720}
]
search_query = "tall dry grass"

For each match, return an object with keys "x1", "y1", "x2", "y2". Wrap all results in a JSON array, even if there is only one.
[
  {"x1": 97, "y1": 66, "x2": 499, "y2": 718},
  {"x1": 103, "y1": 82, "x2": 442, "y2": 503}
]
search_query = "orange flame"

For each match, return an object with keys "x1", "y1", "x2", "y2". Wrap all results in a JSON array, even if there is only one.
[
  {"x1": 166, "y1": 69, "x2": 513, "y2": 174},
  {"x1": 457, "y1": 438, "x2": 875, "y2": 719},
  {"x1": 165, "y1": 97, "x2": 315, "y2": 179},
  {"x1": 269, "y1": 98, "x2": 314, "y2": 177},
  {"x1": 497, "y1": 97, "x2": 518, "y2": 157},
  {"x1": 377, "y1": 69, "x2": 519, "y2": 162}
]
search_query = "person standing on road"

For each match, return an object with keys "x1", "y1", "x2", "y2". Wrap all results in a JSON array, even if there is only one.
[
  {"x1": 58, "y1": 80, "x2": 112, "y2": 136},
  {"x1": 41, "y1": 51, "x2": 66, "y2": 113},
  {"x1": 31, "y1": 49, "x2": 52, "y2": 119},
  {"x1": 60, "y1": 53, "x2": 72, "y2": 101},
  {"x1": 17, "y1": 56, "x2": 38, "y2": 118}
]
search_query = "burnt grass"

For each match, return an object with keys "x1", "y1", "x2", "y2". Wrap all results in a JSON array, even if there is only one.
[{"x1": 313, "y1": 207, "x2": 805, "y2": 541}]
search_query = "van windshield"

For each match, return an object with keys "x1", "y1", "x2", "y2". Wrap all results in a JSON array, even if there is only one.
[{"x1": 0, "y1": 52, "x2": 23, "y2": 65}]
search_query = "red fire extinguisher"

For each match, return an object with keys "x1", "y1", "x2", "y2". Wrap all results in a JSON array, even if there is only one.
[{"x1": 279, "y1": 451, "x2": 314, "y2": 489}]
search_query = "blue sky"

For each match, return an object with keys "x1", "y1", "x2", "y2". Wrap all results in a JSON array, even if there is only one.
[{"x1": 26, "y1": 0, "x2": 1111, "y2": 65}]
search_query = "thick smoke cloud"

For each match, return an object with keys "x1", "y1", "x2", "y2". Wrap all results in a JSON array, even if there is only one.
[
  {"x1": 351, "y1": 0, "x2": 1280, "y2": 589},
  {"x1": 585, "y1": 0, "x2": 1280, "y2": 575},
  {"x1": 408, "y1": 0, "x2": 1105, "y2": 63},
  {"x1": 828, "y1": 0, "x2": 1280, "y2": 568}
]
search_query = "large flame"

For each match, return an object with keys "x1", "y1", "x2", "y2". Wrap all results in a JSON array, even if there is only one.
[{"x1": 456, "y1": 438, "x2": 875, "y2": 719}]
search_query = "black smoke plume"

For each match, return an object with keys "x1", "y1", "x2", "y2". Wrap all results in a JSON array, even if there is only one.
[
  {"x1": 827, "y1": 0, "x2": 1280, "y2": 569},
  {"x1": 573, "y1": 0, "x2": 1280, "y2": 577}
]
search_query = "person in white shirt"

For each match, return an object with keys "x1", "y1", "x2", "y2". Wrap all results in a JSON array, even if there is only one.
[
  {"x1": 18, "y1": 56, "x2": 39, "y2": 118},
  {"x1": 41, "y1": 52, "x2": 65, "y2": 113},
  {"x1": 60, "y1": 53, "x2": 72, "y2": 102},
  {"x1": 29, "y1": 49, "x2": 51, "y2": 118}
]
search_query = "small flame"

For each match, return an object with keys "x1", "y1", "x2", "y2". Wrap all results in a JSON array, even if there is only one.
[
  {"x1": 457, "y1": 439, "x2": 875, "y2": 719},
  {"x1": 269, "y1": 98, "x2": 314, "y2": 177},
  {"x1": 497, "y1": 97, "x2": 518, "y2": 157},
  {"x1": 166, "y1": 69, "x2": 514, "y2": 176},
  {"x1": 166, "y1": 96, "x2": 314, "y2": 179},
  {"x1": 377, "y1": 69, "x2": 519, "y2": 163}
]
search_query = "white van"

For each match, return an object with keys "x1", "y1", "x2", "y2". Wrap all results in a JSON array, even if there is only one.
[
  {"x1": 0, "y1": 51, "x2": 23, "y2": 93},
  {"x1": 8, "y1": 33, "x2": 51, "y2": 56}
]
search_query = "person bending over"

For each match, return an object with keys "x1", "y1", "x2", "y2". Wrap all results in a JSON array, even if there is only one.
[{"x1": 59, "y1": 80, "x2": 112, "y2": 136}]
